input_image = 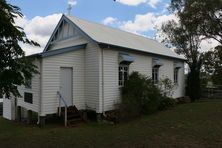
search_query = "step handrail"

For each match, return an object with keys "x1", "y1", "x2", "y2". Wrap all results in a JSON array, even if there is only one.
[{"x1": 57, "y1": 91, "x2": 68, "y2": 127}]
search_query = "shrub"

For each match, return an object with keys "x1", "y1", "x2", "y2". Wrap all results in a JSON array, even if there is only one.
[
  {"x1": 116, "y1": 72, "x2": 162, "y2": 121},
  {"x1": 158, "y1": 97, "x2": 176, "y2": 111},
  {"x1": 158, "y1": 78, "x2": 175, "y2": 97},
  {"x1": 176, "y1": 96, "x2": 191, "y2": 104},
  {"x1": 86, "y1": 110, "x2": 97, "y2": 121}
]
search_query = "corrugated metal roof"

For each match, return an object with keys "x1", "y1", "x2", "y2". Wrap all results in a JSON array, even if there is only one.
[{"x1": 66, "y1": 15, "x2": 185, "y2": 60}]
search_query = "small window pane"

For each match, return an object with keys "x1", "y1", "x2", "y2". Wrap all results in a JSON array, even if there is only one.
[
  {"x1": 119, "y1": 65, "x2": 129, "y2": 87},
  {"x1": 152, "y1": 67, "x2": 159, "y2": 84},
  {"x1": 24, "y1": 92, "x2": 33, "y2": 104},
  {"x1": 174, "y1": 69, "x2": 179, "y2": 84},
  {"x1": 119, "y1": 71, "x2": 122, "y2": 81}
]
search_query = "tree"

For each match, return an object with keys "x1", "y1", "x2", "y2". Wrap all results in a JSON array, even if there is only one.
[
  {"x1": 162, "y1": 0, "x2": 222, "y2": 101},
  {"x1": 0, "y1": 0, "x2": 39, "y2": 98},
  {"x1": 162, "y1": 20, "x2": 203, "y2": 101},
  {"x1": 170, "y1": 0, "x2": 222, "y2": 44},
  {"x1": 203, "y1": 45, "x2": 222, "y2": 85}
]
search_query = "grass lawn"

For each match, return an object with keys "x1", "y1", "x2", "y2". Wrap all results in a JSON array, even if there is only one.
[{"x1": 1, "y1": 100, "x2": 222, "y2": 148}]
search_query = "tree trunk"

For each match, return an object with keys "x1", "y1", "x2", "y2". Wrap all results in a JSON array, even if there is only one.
[{"x1": 187, "y1": 68, "x2": 201, "y2": 102}]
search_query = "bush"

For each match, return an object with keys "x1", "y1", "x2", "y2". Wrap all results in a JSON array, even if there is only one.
[
  {"x1": 158, "y1": 97, "x2": 176, "y2": 110},
  {"x1": 158, "y1": 78, "x2": 175, "y2": 97},
  {"x1": 116, "y1": 72, "x2": 162, "y2": 122},
  {"x1": 176, "y1": 96, "x2": 191, "y2": 104}
]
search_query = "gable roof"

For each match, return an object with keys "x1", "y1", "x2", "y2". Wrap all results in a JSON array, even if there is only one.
[{"x1": 64, "y1": 15, "x2": 185, "y2": 60}]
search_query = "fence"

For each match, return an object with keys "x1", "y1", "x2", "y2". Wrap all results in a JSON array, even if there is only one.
[{"x1": 201, "y1": 85, "x2": 222, "y2": 99}]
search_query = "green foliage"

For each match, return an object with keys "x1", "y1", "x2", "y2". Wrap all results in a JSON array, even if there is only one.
[
  {"x1": 170, "y1": 0, "x2": 222, "y2": 44},
  {"x1": 166, "y1": 0, "x2": 222, "y2": 100},
  {"x1": 161, "y1": 0, "x2": 221, "y2": 101},
  {"x1": 0, "y1": 0, "x2": 39, "y2": 97},
  {"x1": 203, "y1": 45, "x2": 222, "y2": 85},
  {"x1": 158, "y1": 78, "x2": 175, "y2": 97},
  {"x1": 162, "y1": 20, "x2": 203, "y2": 101},
  {"x1": 158, "y1": 97, "x2": 176, "y2": 111},
  {"x1": 166, "y1": 0, "x2": 222, "y2": 98},
  {"x1": 115, "y1": 72, "x2": 163, "y2": 121}
]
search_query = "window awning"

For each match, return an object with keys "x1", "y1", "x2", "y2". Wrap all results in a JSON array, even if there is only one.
[
  {"x1": 119, "y1": 53, "x2": 135, "y2": 64},
  {"x1": 152, "y1": 58, "x2": 163, "y2": 67},
  {"x1": 174, "y1": 62, "x2": 183, "y2": 69}
]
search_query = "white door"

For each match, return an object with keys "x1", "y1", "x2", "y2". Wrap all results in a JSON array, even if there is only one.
[{"x1": 60, "y1": 67, "x2": 73, "y2": 107}]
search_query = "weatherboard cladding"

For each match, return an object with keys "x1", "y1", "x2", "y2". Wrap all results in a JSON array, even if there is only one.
[
  {"x1": 41, "y1": 48, "x2": 85, "y2": 115},
  {"x1": 17, "y1": 59, "x2": 41, "y2": 113},
  {"x1": 102, "y1": 48, "x2": 185, "y2": 111}
]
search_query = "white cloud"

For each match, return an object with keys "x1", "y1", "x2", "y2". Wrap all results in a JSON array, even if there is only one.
[
  {"x1": 118, "y1": 12, "x2": 176, "y2": 35},
  {"x1": 120, "y1": 13, "x2": 156, "y2": 34},
  {"x1": 116, "y1": 0, "x2": 147, "y2": 6},
  {"x1": 200, "y1": 39, "x2": 219, "y2": 52},
  {"x1": 102, "y1": 17, "x2": 118, "y2": 25},
  {"x1": 68, "y1": 0, "x2": 77, "y2": 6},
  {"x1": 148, "y1": 0, "x2": 161, "y2": 8},
  {"x1": 154, "y1": 14, "x2": 178, "y2": 42},
  {"x1": 116, "y1": 0, "x2": 160, "y2": 7},
  {"x1": 15, "y1": 13, "x2": 62, "y2": 55}
]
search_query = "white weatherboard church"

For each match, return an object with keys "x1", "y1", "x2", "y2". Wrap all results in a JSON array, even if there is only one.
[{"x1": 2, "y1": 15, "x2": 185, "y2": 125}]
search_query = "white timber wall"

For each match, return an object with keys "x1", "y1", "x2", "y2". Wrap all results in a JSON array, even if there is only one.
[
  {"x1": 172, "y1": 64, "x2": 185, "y2": 98},
  {"x1": 41, "y1": 49, "x2": 85, "y2": 116},
  {"x1": 158, "y1": 58, "x2": 185, "y2": 98},
  {"x1": 85, "y1": 41, "x2": 101, "y2": 112},
  {"x1": 17, "y1": 59, "x2": 41, "y2": 113},
  {"x1": 3, "y1": 98, "x2": 12, "y2": 120},
  {"x1": 102, "y1": 48, "x2": 185, "y2": 111}
]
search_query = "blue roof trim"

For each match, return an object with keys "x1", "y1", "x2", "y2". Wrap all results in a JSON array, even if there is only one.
[
  {"x1": 152, "y1": 58, "x2": 164, "y2": 67},
  {"x1": 41, "y1": 44, "x2": 87, "y2": 58},
  {"x1": 174, "y1": 62, "x2": 183, "y2": 69},
  {"x1": 43, "y1": 15, "x2": 64, "y2": 52},
  {"x1": 26, "y1": 53, "x2": 42, "y2": 58},
  {"x1": 119, "y1": 53, "x2": 135, "y2": 64}
]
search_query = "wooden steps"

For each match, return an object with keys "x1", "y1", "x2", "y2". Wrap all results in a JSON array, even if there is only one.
[{"x1": 59, "y1": 106, "x2": 84, "y2": 127}]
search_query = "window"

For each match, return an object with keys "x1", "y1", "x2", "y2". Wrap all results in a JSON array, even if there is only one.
[
  {"x1": 174, "y1": 68, "x2": 179, "y2": 84},
  {"x1": 119, "y1": 65, "x2": 129, "y2": 87},
  {"x1": 25, "y1": 78, "x2": 32, "y2": 89},
  {"x1": 24, "y1": 92, "x2": 33, "y2": 104},
  {"x1": 152, "y1": 67, "x2": 159, "y2": 84}
]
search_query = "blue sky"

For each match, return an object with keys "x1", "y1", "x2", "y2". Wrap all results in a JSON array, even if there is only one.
[
  {"x1": 9, "y1": 0, "x2": 170, "y2": 21},
  {"x1": 8, "y1": 0, "x2": 180, "y2": 55}
]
